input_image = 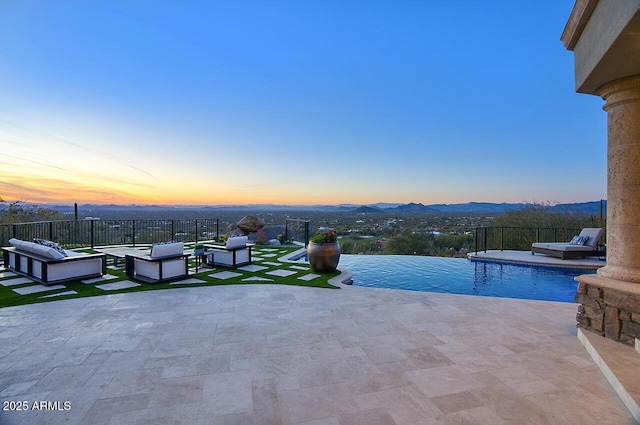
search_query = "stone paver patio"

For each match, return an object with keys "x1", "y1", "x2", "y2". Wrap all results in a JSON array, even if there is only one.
[{"x1": 0, "y1": 284, "x2": 635, "y2": 424}]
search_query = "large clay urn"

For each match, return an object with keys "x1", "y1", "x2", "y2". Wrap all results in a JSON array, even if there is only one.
[{"x1": 307, "y1": 241, "x2": 341, "y2": 273}]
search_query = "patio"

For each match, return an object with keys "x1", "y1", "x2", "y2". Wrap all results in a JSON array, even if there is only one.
[
  {"x1": 0, "y1": 281, "x2": 636, "y2": 424},
  {"x1": 0, "y1": 246, "x2": 341, "y2": 309}
]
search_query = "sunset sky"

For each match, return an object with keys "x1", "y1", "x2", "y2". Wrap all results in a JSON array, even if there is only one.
[{"x1": 0, "y1": 1, "x2": 607, "y2": 206}]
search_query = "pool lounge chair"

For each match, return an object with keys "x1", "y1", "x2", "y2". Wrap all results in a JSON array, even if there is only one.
[{"x1": 531, "y1": 228, "x2": 604, "y2": 260}]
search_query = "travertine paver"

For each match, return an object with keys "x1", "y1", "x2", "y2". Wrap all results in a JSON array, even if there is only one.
[
  {"x1": 297, "y1": 273, "x2": 321, "y2": 281},
  {"x1": 266, "y1": 269, "x2": 297, "y2": 277},
  {"x1": 0, "y1": 285, "x2": 634, "y2": 424},
  {"x1": 170, "y1": 278, "x2": 207, "y2": 285},
  {"x1": 1, "y1": 277, "x2": 35, "y2": 287},
  {"x1": 13, "y1": 284, "x2": 66, "y2": 295},
  {"x1": 82, "y1": 274, "x2": 118, "y2": 284},
  {"x1": 40, "y1": 290, "x2": 78, "y2": 298},
  {"x1": 95, "y1": 280, "x2": 140, "y2": 291},
  {"x1": 238, "y1": 264, "x2": 267, "y2": 272},
  {"x1": 209, "y1": 271, "x2": 242, "y2": 280},
  {"x1": 242, "y1": 276, "x2": 274, "y2": 282}
]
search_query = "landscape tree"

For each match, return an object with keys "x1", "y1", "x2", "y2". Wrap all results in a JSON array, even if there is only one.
[
  {"x1": 0, "y1": 198, "x2": 64, "y2": 224},
  {"x1": 433, "y1": 233, "x2": 474, "y2": 257},
  {"x1": 490, "y1": 203, "x2": 605, "y2": 250},
  {"x1": 494, "y1": 203, "x2": 602, "y2": 229},
  {"x1": 386, "y1": 230, "x2": 436, "y2": 255}
]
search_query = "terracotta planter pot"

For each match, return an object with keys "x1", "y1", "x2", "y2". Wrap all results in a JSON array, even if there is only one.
[{"x1": 307, "y1": 241, "x2": 340, "y2": 273}]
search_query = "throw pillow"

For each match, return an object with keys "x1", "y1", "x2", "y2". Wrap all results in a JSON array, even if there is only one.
[
  {"x1": 576, "y1": 235, "x2": 590, "y2": 245},
  {"x1": 569, "y1": 235, "x2": 589, "y2": 246},
  {"x1": 33, "y1": 238, "x2": 68, "y2": 257}
]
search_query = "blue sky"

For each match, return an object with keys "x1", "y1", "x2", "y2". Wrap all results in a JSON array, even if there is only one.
[{"x1": 0, "y1": 1, "x2": 607, "y2": 206}]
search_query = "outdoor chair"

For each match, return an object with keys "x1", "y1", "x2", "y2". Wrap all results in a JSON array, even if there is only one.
[
  {"x1": 125, "y1": 242, "x2": 190, "y2": 283},
  {"x1": 531, "y1": 228, "x2": 604, "y2": 260},
  {"x1": 205, "y1": 236, "x2": 253, "y2": 267}
]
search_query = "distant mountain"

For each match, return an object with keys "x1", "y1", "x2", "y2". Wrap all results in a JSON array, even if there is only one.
[
  {"x1": 550, "y1": 200, "x2": 607, "y2": 215},
  {"x1": 41, "y1": 200, "x2": 607, "y2": 216},
  {"x1": 352, "y1": 205, "x2": 384, "y2": 214},
  {"x1": 391, "y1": 203, "x2": 437, "y2": 213},
  {"x1": 350, "y1": 201, "x2": 606, "y2": 215},
  {"x1": 426, "y1": 202, "x2": 528, "y2": 214},
  {"x1": 367, "y1": 202, "x2": 406, "y2": 209}
]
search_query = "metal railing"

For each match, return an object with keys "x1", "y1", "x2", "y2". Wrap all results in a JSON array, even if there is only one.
[
  {"x1": 284, "y1": 219, "x2": 310, "y2": 247},
  {"x1": 0, "y1": 219, "x2": 219, "y2": 249},
  {"x1": 474, "y1": 226, "x2": 599, "y2": 253}
]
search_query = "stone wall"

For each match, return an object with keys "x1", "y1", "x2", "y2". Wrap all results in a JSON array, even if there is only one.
[{"x1": 576, "y1": 282, "x2": 640, "y2": 346}]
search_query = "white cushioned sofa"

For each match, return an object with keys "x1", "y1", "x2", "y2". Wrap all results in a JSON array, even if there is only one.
[
  {"x1": 205, "y1": 236, "x2": 253, "y2": 267},
  {"x1": 124, "y1": 242, "x2": 190, "y2": 283},
  {"x1": 2, "y1": 238, "x2": 107, "y2": 285}
]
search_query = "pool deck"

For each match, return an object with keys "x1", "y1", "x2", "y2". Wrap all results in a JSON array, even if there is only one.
[
  {"x1": 1, "y1": 281, "x2": 639, "y2": 424},
  {"x1": 468, "y1": 249, "x2": 606, "y2": 270},
  {"x1": 470, "y1": 250, "x2": 640, "y2": 423}
]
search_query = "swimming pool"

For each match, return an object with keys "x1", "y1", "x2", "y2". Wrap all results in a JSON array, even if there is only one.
[{"x1": 337, "y1": 254, "x2": 596, "y2": 303}]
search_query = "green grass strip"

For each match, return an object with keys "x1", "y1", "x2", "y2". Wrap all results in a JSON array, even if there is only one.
[{"x1": 0, "y1": 246, "x2": 341, "y2": 309}]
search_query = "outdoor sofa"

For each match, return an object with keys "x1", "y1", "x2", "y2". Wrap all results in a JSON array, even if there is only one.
[
  {"x1": 124, "y1": 241, "x2": 190, "y2": 283},
  {"x1": 205, "y1": 236, "x2": 253, "y2": 267},
  {"x1": 531, "y1": 228, "x2": 604, "y2": 260},
  {"x1": 2, "y1": 238, "x2": 107, "y2": 285}
]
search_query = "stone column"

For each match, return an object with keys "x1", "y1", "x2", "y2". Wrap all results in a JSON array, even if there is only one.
[
  {"x1": 575, "y1": 75, "x2": 640, "y2": 344},
  {"x1": 563, "y1": 0, "x2": 640, "y2": 344},
  {"x1": 596, "y1": 75, "x2": 640, "y2": 283}
]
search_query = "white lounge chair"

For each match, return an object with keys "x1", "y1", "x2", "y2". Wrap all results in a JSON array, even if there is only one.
[
  {"x1": 125, "y1": 242, "x2": 190, "y2": 283},
  {"x1": 205, "y1": 236, "x2": 253, "y2": 267},
  {"x1": 531, "y1": 228, "x2": 604, "y2": 260}
]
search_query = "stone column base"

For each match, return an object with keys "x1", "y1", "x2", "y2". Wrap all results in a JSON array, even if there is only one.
[{"x1": 575, "y1": 274, "x2": 640, "y2": 346}]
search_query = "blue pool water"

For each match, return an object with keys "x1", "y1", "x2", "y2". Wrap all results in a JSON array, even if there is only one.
[{"x1": 337, "y1": 254, "x2": 596, "y2": 303}]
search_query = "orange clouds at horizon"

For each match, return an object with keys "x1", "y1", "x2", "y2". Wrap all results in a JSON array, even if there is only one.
[
  {"x1": 0, "y1": 174, "x2": 153, "y2": 205},
  {"x1": 0, "y1": 174, "x2": 418, "y2": 206}
]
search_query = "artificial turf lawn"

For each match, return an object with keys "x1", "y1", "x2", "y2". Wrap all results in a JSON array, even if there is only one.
[{"x1": 0, "y1": 245, "x2": 341, "y2": 309}]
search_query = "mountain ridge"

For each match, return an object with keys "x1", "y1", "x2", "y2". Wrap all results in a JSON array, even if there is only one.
[{"x1": 31, "y1": 200, "x2": 607, "y2": 215}]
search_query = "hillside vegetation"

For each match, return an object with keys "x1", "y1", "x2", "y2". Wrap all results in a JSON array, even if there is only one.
[{"x1": 0, "y1": 201, "x2": 606, "y2": 258}]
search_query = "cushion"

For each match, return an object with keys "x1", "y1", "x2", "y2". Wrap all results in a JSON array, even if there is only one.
[
  {"x1": 150, "y1": 242, "x2": 184, "y2": 259},
  {"x1": 8, "y1": 238, "x2": 25, "y2": 250},
  {"x1": 32, "y1": 244, "x2": 66, "y2": 260},
  {"x1": 532, "y1": 242, "x2": 595, "y2": 251},
  {"x1": 7, "y1": 238, "x2": 65, "y2": 259},
  {"x1": 225, "y1": 236, "x2": 248, "y2": 249},
  {"x1": 33, "y1": 238, "x2": 68, "y2": 257},
  {"x1": 578, "y1": 228, "x2": 604, "y2": 247},
  {"x1": 569, "y1": 235, "x2": 589, "y2": 245}
]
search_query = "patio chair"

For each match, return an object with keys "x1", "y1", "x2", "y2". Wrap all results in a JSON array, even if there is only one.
[
  {"x1": 205, "y1": 236, "x2": 254, "y2": 267},
  {"x1": 531, "y1": 228, "x2": 604, "y2": 260},
  {"x1": 124, "y1": 242, "x2": 190, "y2": 283}
]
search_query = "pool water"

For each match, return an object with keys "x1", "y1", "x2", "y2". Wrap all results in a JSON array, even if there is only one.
[{"x1": 337, "y1": 254, "x2": 596, "y2": 303}]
